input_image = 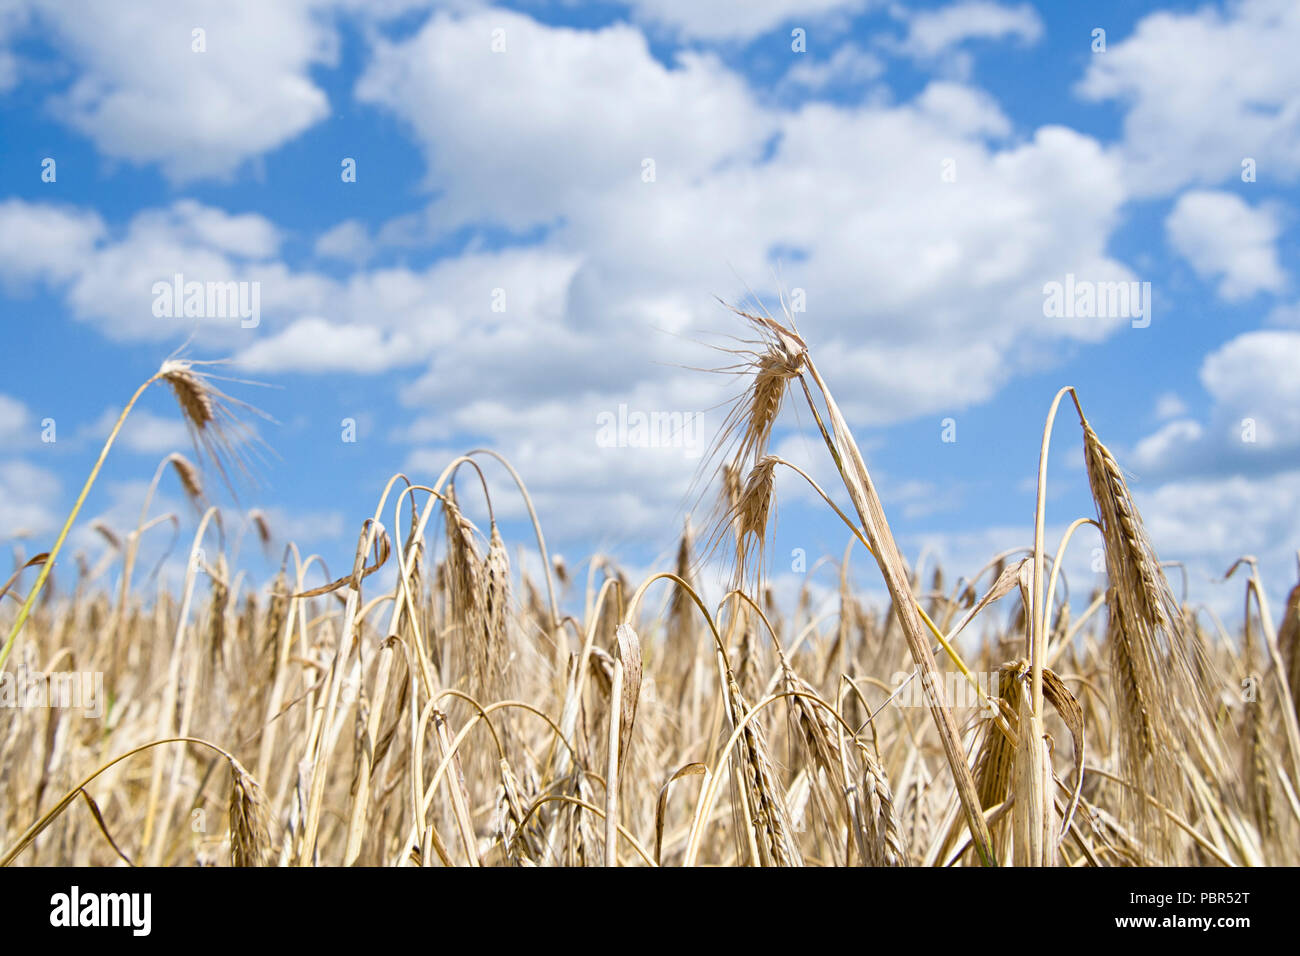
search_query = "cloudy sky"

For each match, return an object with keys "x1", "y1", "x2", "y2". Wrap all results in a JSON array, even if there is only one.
[{"x1": 0, "y1": 0, "x2": 1297, "y2": 619}]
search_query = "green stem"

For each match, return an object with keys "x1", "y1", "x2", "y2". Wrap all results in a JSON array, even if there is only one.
[{"x1": 0, "y1": 374, "x2": 159, "y2": 676}]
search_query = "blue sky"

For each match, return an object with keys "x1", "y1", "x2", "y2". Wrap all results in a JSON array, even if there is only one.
[{"x1": 1, "y1": 0, "x2": 1297, "y2": 619}]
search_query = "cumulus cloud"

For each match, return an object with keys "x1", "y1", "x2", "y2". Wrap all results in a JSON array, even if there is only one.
[
  {"x1": 1133, "y1": 469, "x2": 1300, "y2": 614},
  {"x1": 353, "y1": 11, "x2": 1131, "y2": 429},
  {"x1": 0, "y1": 459, "x2": 59, "y2": 540},
  {"x1": 898, "y1": 1, "x2": 1043, "y2": 60},
  {"x1": 1131, "y1": 330, "x2": 1300, "y2": 476},
  {"x1": 1153, "y1": 392, "x2": 1188, "y2": 421},
  {"x1": 0, "y1": 393, "x2": 31, "y2": 445},
  {"x1": 2, "y1": 10, "x2": 1138, "y2": 428},
  {"x1": 1114, "y1": 327, "x2": 1300, "y2": 614},
  {"x1": 0, "y1": 199, "x2": 286, "y2": 342},
  {"x1": 1165, "y1": 190, "x2": 1286, "y2": 301},
  {"x1": 0, "y1": 1, "x2": 485, "y2": 181},
  {"x1": 781, "y1": 43, "x2": 884, "y2": 92},
  {"x1": 1077, "y1": 0, "x2": 1300, "y2": 196},
  {"x1": 1199, "y1": 330, "x2": 1300, "y2": 448},
  {"x1": 0, "y1": 194, "x2": 590, "y2": 376},
  {"x1": 356, "y1": 11, "x2": 774, "y2": 232},
  {"x1": 619, "y1": 0, "x2": 873, "y2": 41},
  {"x1": 1266, "y1": 299, "x2": 1300, "y2": 327},
  {"x1": 1139, "y1": 470, "x2": 1300, "y2": 557},
  {"x1": 236, "y1": 318, "x2": 425, "y2": 374},
  {"x1": 0, "y1": 199, "x2": 105, "y2": 287},
  {"x1": 24, "y1": 5, "x2": 1295, "y2": 618},
  {"x1": 0, "y1": 8, "x2": 1149, "y2": 567},
  {"x1": 0, "y1": 0, "x2": 29, "y2": 94},
  {"x1": 78, "y1": 406, "x2": 191, "y2": 456},
  {"x1": 22, "y1": 0, "x2": 337, "y2": 182},
  {"x1": 314, "y1": 220, "x2": 376, "y2": 264},
  {"x1": 1133, "y1": 418, "x2": 1206, "y2": 472}
]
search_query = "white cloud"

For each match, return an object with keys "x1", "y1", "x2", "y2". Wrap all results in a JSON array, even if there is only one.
[
  {"x1": 1165, "y1": 190, "x2": 1286, "y2": 301},
  {"x1": 913, "y1": 80, "x2": 1011, "y2": 137},
  {"x1": 1139, "y1": 470, "x2": 1300, "y2": 558},
  {"x1": 1199, "y1": 330, "x2": 1300, "y2": 447},
  {"x1": 1138, "y1": 468, "x2": 1300, "y2": 556},
  {"x1": 782, "y1": 42, "x2": 883, "y2": 91},
  {"x1": 79, "y1": 406, "x2": 191, "y2": 456},
  {"x1": 3, "y1": 8, "x2": 1152, "y2": 574},
  {"x1": 4, "y1": 11, "x2": 1138, "y2": 424},
  {"x1": 0, "y1": 459, "x2": 59, "y2": 540},
  {"x1": 1267, "y1": 299, "x2": 1300, "y2": 327},
  {"x1": 1077, "y1": 0, "x2": 1300, "y2": 196},
  {"x1": 0, "y1": 393, "x2": 31, "y2": 445},
  {"x1": 236, "y1": 317, "x2": 425, "y2": 374},
  {"x1": 1132, "y1": 418, "x2": 1205, "y2": 471},
  {"x1": 22, "y1": 0, "x2": 338, "y2": 182},
  {"x1": 314, "y1": 220, "x2": 375, "y2": 264},
  {"x1": 0, "y1": 199, "x2": 105, "y2": 286},
  {"x1": 0, "y1": 196, "x2": 592, "y2": 373},
  {"x1": 1131, "y1": 330, "x2": 1300, "y2": 475},
  {"x1": 162, "y1": 200, "x2": 282, "y2": 258},
  {"x1": 1, "y1": 9, "x2": 1144, "y2": 565},
  {"x1": 1133, "y1": 470, "x2": 1300, "y2": 615},
  {"x1": 0, "y1": 199, "x2": 291, "y2": 342},
  {"x1": 899, "y1": 1, "x2": 1043, "y2": 59},
  {"x1": 0, "y1": 50, "x2": 15, "y2": 92},
  {"x1": 0, "y1": 1, "x2": 470, "y2": 180},
  {"x1": 1153, "y1": 391, "x2": 1188, "y2": 421},
  {"x1": 621, "y1": 0, "x2": 872, "y2": 41},
  {"x1": 355, "y1": 10, "x2": 1131, "y2": 426},
  {"x1": 405, "y1": 429, "x2": 705, "y2": 547},
  {"x1": 0, "y1": 0, "x2": 28, "y2": 94},
  {"x1": 356, "y1": 11, "x2": 773, "y2": 232}
]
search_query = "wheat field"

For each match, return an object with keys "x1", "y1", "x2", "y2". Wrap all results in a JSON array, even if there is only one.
[{"x1": 2, "y1": 308, "x2": 1297, "y2": 868}]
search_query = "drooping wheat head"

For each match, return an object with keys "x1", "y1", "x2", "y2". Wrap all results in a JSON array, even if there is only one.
[
  {"x1": 1080, "y1": 419, "x2": 1220, "y2": 854},
  {"x1": 228, "y1": 757, "x2": 272, "y2": 867}
]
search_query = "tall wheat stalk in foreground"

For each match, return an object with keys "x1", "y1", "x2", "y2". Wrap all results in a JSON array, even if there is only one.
[
  {"x1": 715, "y1": 307, "x2": 995, "y2": 865},
  {"x1": 0, "y1": 357, "x2": 257, "y2": 677}
]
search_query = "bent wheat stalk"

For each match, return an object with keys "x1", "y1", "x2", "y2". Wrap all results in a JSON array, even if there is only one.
[
  {"x1": 801, "y1": 357, "x2": 995, "y2": 866},
  {"x1": 717, "y1": 306, "x2": 995, "y2": 864}
]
